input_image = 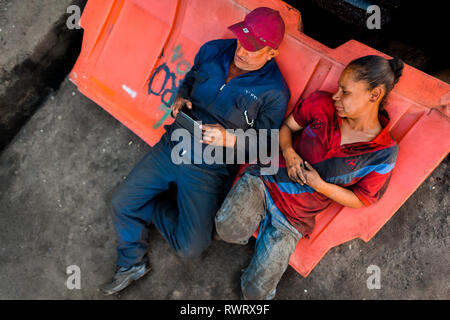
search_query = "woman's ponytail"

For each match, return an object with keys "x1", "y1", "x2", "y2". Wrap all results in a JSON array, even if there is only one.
[
  {"x1": 388, "y1": 58, "x2": 404, "y2": 85},
  {"x1": 346, "y1": 55, "x2": 405, "y2": 119}
]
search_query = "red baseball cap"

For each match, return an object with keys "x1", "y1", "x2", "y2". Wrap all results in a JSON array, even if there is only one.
[{"x1": 228, "y1": 7, "x2": 285, "y2": 52}]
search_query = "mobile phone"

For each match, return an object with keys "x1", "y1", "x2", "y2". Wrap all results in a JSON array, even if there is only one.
[{"x1": 175, "y1": 109, "x2": 202, "y2": 140}]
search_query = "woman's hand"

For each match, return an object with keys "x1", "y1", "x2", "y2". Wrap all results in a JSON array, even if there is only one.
[
  {"x1": 284, "y1": 149, "x2": 307, "y2": 185},
  {"x1": 302, "y1": 161, "x2": 363, "y2": 208},
  {"x1": 303, "y1": 161, "x2": 326, "y2": 191},
  {"x1": 171, "y1": 97, "x2": 192, "y2": 118}
]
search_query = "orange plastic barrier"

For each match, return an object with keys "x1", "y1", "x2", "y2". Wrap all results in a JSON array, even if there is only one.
[{"x1": 70, "y1": 0, "x2": 450, "y2": 277}]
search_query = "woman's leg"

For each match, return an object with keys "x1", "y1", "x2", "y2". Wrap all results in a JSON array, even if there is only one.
[
  {"x1": 215, "y1": 173, "x2": 267, "y2": 245},
  {"x1": 240, "y1": 192, "x2": 302, "y2": 300}
]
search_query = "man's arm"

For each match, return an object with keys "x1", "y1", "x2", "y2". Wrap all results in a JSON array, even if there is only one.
[
  {"x1": 200, "y1": 90, "x2": 289, "y2": 163},
  {"x1": 171, "y1": 66, "x2": 197, "y2": 118},
  {"x1": 175, "y1": 49, "x2": 202, "y2": 101},
  {"x1": 171, "y1": 42, "x2": 208, "y2": 116}
]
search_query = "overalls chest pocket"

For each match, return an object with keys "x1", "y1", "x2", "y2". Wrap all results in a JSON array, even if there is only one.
[{"x1": 225, "y1": 95, "x2": 260, "y2": 130}]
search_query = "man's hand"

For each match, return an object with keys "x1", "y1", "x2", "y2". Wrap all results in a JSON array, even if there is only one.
[
  {"x1": 284, "y1": 149, "x2": 307, "y2": 185},
  {"x1": 199, "y1": 124, "x2": 236, "y2": 148},
  {"x1": 171, "y1": 97, "x2": 192, "y2": 118}
]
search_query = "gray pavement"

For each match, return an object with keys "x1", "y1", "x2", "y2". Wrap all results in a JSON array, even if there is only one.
[
  {"x1": 0, "y1": 77, "x2": 448, "y2": 299},
  {"x1": 0, "y1": 0, "x2": 85, "y2": 150}
]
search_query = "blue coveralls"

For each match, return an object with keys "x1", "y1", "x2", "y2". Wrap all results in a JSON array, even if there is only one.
[{"x1": 112, "y1": 39, "x2": 290, "y2": 267}]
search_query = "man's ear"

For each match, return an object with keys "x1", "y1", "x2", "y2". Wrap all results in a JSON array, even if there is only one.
[{"x1": 268, "y1": 48, "x2": 279, "y2": 60}]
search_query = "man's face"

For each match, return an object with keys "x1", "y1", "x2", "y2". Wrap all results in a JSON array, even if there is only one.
[{"x1": 233, "y1": 39, "x2": 278, "y2": 71}]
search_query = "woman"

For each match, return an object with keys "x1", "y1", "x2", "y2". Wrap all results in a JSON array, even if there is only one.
[{"x1": 215, "y1": 55, "x2": 404, "y2": 300}]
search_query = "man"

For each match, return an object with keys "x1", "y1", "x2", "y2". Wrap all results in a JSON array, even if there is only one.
[{"x1": 100, "y1": 7, "x2": 290, "y2": 295}]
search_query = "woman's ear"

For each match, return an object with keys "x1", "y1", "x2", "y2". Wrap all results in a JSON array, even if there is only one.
[{"x1": 370, "y1": 86, "x2": 385, "y2": 103}]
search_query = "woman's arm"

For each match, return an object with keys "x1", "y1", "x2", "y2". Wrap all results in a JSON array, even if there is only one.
[
  {"x1": 280, "y1": 114, "x2": 308, "y2": 185},
  {"x1": 303, "y1": 162, "x2": 364, "y2": 208},
  {"x1": 315, "y1": 181, "x2": 364, "y2": 208},
  {"x1": 280, "y1": 114, "x2": 302, "y2": 156}
]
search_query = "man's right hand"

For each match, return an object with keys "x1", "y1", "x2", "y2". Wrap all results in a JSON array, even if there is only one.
[
  {"x1": 171, "y1": 97, "x2": 193, "y2": 118},
  {"x1": 284, "y1": 149, "x2": 307, "y2": 185}
]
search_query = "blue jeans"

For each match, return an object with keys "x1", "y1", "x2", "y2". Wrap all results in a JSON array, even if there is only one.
[
  {"x1": 215, "y1": 172, "x2": 302, "y2": 300},
  {"x1": 112, "y1": 133, "x2": 228, "y2": 267}
]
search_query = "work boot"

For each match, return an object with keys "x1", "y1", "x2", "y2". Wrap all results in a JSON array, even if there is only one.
[{"x1": 99, "y1": 262, "x2": 151, "y2": 295}]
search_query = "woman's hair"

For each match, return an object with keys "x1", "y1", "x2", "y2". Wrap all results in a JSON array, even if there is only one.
[{"x1": 346, "y1": 55, "x2": 404, "y2": 118}]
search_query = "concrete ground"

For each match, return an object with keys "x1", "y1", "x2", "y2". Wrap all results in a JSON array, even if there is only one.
[
  {"x1": 0, "y1": 0, "x2": 85, "y2": 150},
  {"x1": 0, "y1": 77, "x2": 448, "y2": 300},
  {"x1": 0, "y1": 0, "x2": 448, "y2": 300}
]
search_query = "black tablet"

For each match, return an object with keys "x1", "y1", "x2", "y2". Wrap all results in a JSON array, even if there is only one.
[{"x1": 175, "y1": 109, "x2": 202, "y2": 140}]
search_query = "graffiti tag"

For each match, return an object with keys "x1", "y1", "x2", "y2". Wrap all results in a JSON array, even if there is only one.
[{"x1": 148, "y1": 45, "x2": 192, "y2": 128}]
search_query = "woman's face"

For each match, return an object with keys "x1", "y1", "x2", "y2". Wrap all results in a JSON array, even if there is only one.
[{"x1": 332, "y1": 68, "x2": 374, "y2": 118}]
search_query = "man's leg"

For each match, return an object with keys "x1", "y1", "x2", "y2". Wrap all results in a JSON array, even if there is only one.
[
  {"x1": 215, "y1": 173, "x2": 267, "y2": 245},
  {"x1": 111, "y1": 136, "x2": 176, "y2": 268},
  {"x1": 151, "y1": 164, "x2": 228, "y2": 258}
]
